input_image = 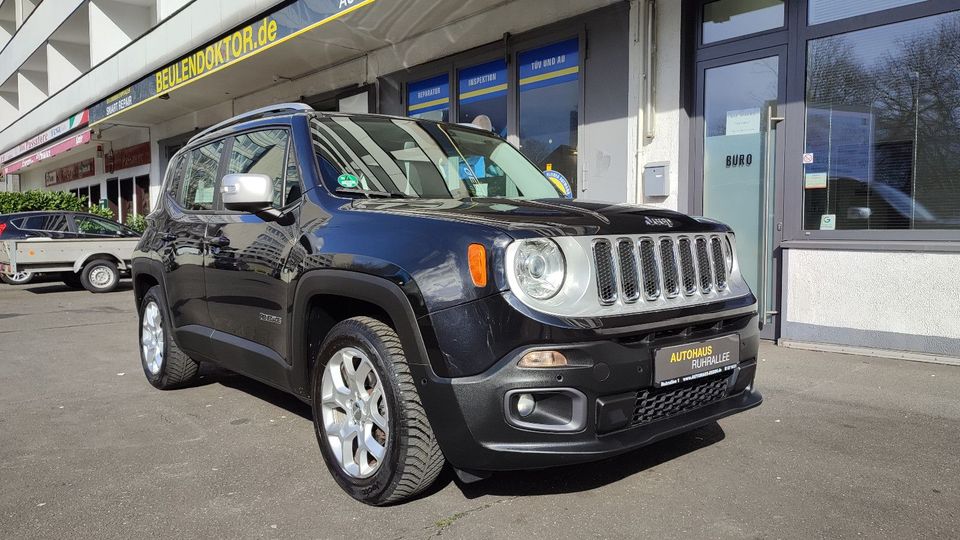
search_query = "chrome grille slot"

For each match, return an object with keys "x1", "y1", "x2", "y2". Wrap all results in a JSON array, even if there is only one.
[
  {"x1": 617, "y1": 239, "x2": 641, "y2": 303},
  {"x1": 710, "y1": 236, "x2": 727, "y2": 290},
  {"x1": 593, "y1": 240, "x2": 617, "y2": 305},
  {"x1": 677, "y1": 237, "x2": 698, "y2": 295},
  {"x1": 695, "y1": 237, "x2": 713, "y2": 293},
  {"x1": 638, "y1": 238, "x2": 660, "y2": 300},
  {"x1": 659, "y1": 238, "x2": 680, "y2": 298}
]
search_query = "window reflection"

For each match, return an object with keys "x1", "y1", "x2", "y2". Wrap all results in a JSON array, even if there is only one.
[
  {"x1": 518, "y1": 39, "x2": 579, "y2": 198},
  {"x1": 808, "y1": 0, "x2": 926, "y2": 25},
  {"x1": 702, "y1": 0, "x2": 784, "y2": 44},
  {"x1": 803, "y1": 11, "x2": 960, "y2": 230}
]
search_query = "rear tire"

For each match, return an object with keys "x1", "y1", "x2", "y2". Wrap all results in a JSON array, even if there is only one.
[
  {"x1": 139, "y1": 285, "x2": 200, "y2": 389},
  {"x1": 312, "y1": 316, "x2": 445, "y2": 505},
  {"x1": 80, "y1": 259, "x2": 119, "y2": 293},
  {"x1": 1, "y1": 271, "x2": 34, "y2": 285}
]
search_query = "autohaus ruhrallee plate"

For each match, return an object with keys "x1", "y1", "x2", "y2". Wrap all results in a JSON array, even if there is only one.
[{"x1": 654, "y1": 334, "x2": 740, "y2": 387}]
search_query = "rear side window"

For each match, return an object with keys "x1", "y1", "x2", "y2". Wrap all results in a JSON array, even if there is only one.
[
  {"x1": 21, "y1": 214, "x2": 69, "y2": 232},
  {"x1": 226, "y1": 129, "x2": 299, "y2": 208},
  {"x1": 179, "y1": 141, "x2": 224, "y2": 211},
  {"x1": 76, "y1": 215, "x2": 125, "y2": 236}
]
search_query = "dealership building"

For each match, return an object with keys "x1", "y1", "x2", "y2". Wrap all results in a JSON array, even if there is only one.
[{"x1": 0, "y1": 0, "x2": 957, "y2": 361}]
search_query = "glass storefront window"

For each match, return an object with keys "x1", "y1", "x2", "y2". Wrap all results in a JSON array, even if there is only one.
[
  {"x1": 407, "y1": 74, "x2": 450, "y2": 122},
  {"x1": 518, "y1": 38, "x2": 579, "y2": 198},
  {"x1": 458, "y1": 59, "x2": 508, "y2": 137},
  {"x1": 808, "y1": 0, "x2": 926, "y2": 25},
  {"x1": 702, "y1": 0, "x2": 784, "y2": 44},
  {"x1": 803, "y1": 10, "x2": 960, "y2": 230}
]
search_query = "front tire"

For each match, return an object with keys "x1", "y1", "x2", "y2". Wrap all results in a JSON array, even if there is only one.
[
  {"x1": 1, "y1": 271, "x2": 34, "y2": 285},
  {"x1": 312, "y1": 316, "x2": 444, "y2": 505},
  {"x1": 139, "y1": 285, "x2": 200, "y2": 389}
]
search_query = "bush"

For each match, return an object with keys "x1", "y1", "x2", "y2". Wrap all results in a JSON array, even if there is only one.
[
  {"x1": 0, "y1": 190, "x2": 88, "y2": 214},
  {"x1": 86, "y1": 205, "x2": 115, "y2": 220},
  {"x1": 125, "y1": 213, "x2": 147, "y2": 233}
]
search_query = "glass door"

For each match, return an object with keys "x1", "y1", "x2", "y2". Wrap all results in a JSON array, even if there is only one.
[{"x1": 696, "y1": 49, "x2": 785, "y2": 338}]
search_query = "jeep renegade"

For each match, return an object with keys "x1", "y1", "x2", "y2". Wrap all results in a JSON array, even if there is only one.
[{"x1": 133, "y1": 103, "x2": 762, "y2": 505}]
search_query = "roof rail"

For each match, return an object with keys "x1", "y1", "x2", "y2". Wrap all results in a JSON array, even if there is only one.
[{"x1": 188, "y1": 103, "x2": 314, "y2": 144}]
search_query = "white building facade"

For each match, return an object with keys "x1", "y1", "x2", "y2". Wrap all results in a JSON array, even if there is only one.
[{"x1": 1, "y1": 0, "x2": 958, "y2": 361}]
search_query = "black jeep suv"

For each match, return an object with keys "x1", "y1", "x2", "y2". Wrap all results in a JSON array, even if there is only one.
[{"x1": 133, "y1": 103, "x2": 761, "y2": 505}]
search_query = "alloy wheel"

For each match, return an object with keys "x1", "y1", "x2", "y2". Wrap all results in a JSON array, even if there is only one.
[
  {"x1": 141, "y1": 301, "x2": 165, "y2": 375},
  {"x1": 320, "y1": 347, "x2": 390, "y2": 479}
]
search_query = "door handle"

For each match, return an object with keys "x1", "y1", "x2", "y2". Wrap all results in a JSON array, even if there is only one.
[
  {"x1": 204, "y1": 235, "x2": 230, "y2": 248},
  {"x1": 759, "y1": 104, "x2": 783, "y2": 325},
  {"x1": 159, "y1": 232, "x2": 177, "y2": 242}
]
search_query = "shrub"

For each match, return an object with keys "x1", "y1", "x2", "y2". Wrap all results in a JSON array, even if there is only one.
[
  {"x1": 125, "y1": 213, "x2": 147, "y2": 233},
  {"x1": 0, "y1": 190, "x2": 87, "y2": 214}
]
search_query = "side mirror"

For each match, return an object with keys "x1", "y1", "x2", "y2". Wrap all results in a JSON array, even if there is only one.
[{"x1": 222, "y1": 173, "x2": 274, "y2": 213}]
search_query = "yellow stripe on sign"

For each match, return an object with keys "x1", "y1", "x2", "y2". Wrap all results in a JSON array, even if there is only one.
[
  {"x1": 519, "y1": 66, "x2": 579, "y2": 86},
  {"x1": 92, "y1": 0, "x2": 378, "y2": 126},
  {"x1": 459, "y1": 83, "x2": 508, "y2": 101},
  {"x1": 408, "y1": 97, "x2": 450, "y2": 112}
]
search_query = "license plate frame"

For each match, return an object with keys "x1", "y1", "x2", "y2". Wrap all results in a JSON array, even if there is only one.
[{"x1": 654, "y1": 334, "x2": 740, "y2": 388}]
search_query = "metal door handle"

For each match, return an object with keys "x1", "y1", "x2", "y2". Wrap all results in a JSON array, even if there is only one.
[
  {"x1": 204, "y1": 235, "x2": 230, "y2": 248},
  {"x1": 759, "y1": 104, "x2": 783, "y2": 324}
]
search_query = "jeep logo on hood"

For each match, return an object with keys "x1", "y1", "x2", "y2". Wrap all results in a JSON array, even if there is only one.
[{"x1": 644, "y1": 216, "x2": 674, "y2": 227}]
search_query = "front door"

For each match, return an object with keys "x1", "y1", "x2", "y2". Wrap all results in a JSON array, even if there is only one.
[{"x1": 695, "y1": 48, "x2": 785, "y2": 338}]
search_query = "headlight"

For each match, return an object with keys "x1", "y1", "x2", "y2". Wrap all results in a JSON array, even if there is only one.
[{"x1": 514, "y1": 239, "x2": 566, "y2": 299}]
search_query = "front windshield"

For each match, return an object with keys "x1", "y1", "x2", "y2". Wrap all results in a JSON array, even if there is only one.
[{"x1": 310, "y1": 115, "x2": 565, "y2": 199}]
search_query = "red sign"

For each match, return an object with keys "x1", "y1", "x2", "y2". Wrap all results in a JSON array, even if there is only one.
[
  {"x1": 44, "y1": 158, "x2": 96, "y2": 187},
  {"x1": 105, "y1": 142, "x2": 151, "y2": 173},
  {"x1": 2, "y1": 130, "x2": 92, "y2": 175},
  {"x1": 0, "y1": 110, "x2": 89, "y2": 163}
]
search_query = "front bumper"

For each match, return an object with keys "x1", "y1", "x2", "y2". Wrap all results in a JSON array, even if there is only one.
[{"x1": 410, "y1": 300, "x2": 763, "y2": 471}]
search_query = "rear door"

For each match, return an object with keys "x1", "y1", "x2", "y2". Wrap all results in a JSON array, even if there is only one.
[
  {"x1": 156, "y1": 140, "x2": 225, "y2": 331},
  {"x1": 203, "y1": 127, "x2": 303, "y2": 366}
]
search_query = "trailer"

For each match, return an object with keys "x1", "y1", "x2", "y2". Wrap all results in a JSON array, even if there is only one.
[{"x1": 0, "y1": 237, "x2": 138, "y2": 293}]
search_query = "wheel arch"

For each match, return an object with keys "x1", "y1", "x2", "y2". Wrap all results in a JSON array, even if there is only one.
[
  {"x1": 73, "y1": 252, "x2": 127, "y2": 273},
  {"x1": 291, "y1": 270, "x2": 435, "y2": 401}
]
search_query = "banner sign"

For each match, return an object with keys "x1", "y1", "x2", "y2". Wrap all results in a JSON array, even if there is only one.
[
  {"x1": 3, "y1": 130, "x2": 92, "y2": 175},
  {"x1": 89, "y1": 0, "x2": 377, "y2": 124},
  {"x1": 519, "y1": 39, "x2": 580, "y2": 92},
  {"x1": 458, "y1": 60, "x2": 507, "y2": 105},
  {"x1": 1, "y1": 110, "x2": 89, "y2": 163},
  {"x1": 106, "y1": 142, "x2": 151, "y2": 173},
  {"x1": 407, "y1": 74, "x2": 450, "y2": 115},
  {"x1": 45, "y1": 158, "x2": 96, "y2": 187}
]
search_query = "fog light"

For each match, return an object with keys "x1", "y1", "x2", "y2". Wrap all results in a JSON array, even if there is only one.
[
  {"x1": 518, "y1": 350, "x2": 568, "y2": 368},
  {"x1": 516, "y1": 393, "x2": 535, "y2": 417}
]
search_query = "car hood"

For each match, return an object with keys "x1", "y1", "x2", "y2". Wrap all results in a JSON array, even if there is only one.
[{"x1": 344, "y1": 198, "x2": 729, "y2": 237}]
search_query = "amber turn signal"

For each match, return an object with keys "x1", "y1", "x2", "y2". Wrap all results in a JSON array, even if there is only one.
[
  {"x1": 467, "y1": 243, "x2": 487, "y2": 287},
  {"x1": 518, "y1": 350, "x2": 568, "y2": 368}
]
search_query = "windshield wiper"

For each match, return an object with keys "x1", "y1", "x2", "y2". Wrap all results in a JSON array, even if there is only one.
[{"x1": 336, "y1": 188, "x2": 408, "y2": 199}]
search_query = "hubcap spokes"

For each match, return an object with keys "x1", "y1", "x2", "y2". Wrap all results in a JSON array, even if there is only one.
[
  {"x1": 90, "y1": 267, "x2": 113, "y2": 288},
  {"x1": 320, "y1": 347, "x2": 389, "y2": 479},
  {"x1": 141, "y1": 302, "x2": 164, "y2": 375}
]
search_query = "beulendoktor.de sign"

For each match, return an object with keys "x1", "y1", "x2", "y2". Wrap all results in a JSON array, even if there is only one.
[{"x1": 88, "y1": 0, "x2": 377, "y2": 124}]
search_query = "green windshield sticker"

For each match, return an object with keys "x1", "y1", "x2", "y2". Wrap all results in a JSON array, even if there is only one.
[{"x1": 337, "y1": 174, "x2": 359, "y2": 188}]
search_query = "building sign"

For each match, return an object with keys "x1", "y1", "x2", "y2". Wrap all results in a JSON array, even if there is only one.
[
  {"x1": 106, "y1": 142, "x2": 151, "y2": 173},
  {"x1": 407, "y1": 74, "x2": 450, "y2": 115},
  {"x1": 2, "y1": 131, "x2": 93, "y2": 175},
  {"x1": 519, "y1": 39, "x2": 580, "y2": 92},
  {"x1": 89, "y1": 0, "x2": 378, "y2": 124},
  {"x1": 458, "y1": 60, "x2": 507, "y2": 104},
  {"x1": 1, "y1": 110, "x2": 89, "y2": 163},
  {"x1": 45, "y1": 158, "x2": 96, "y2": 187}
]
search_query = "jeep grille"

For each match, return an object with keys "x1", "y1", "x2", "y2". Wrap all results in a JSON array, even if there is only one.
[{"x1": 593, "y1": 234, "x2": 732, "y2": 307}]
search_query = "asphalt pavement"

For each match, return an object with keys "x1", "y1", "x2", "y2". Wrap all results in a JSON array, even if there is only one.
[{"x1": 0, "y1": 281, "x2": 957, "y2": 539}]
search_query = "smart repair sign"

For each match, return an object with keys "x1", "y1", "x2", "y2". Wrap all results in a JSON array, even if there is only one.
[{"x1": 89, "y1": 0, "x2": 377, "y2": 124}]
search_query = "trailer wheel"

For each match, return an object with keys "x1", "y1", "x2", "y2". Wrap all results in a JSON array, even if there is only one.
[{"x1": 80, "y1": 259, "x2": 119, "y2": 293}]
